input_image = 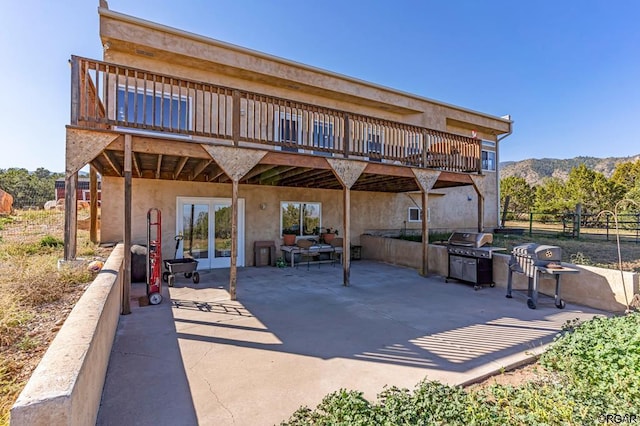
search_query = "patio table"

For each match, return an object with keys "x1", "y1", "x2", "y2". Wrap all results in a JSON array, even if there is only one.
[{"x1": 280, "y1": 244, "x2": 335, "y2": 268}]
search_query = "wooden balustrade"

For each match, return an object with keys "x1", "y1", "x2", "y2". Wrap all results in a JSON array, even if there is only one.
[{"x1": 70, "y1": 56, "x2": 481, "y2": 173}]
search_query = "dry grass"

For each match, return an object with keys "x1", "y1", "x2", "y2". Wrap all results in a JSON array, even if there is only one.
[
  {"x1": 0, "y1": 210, "x2": 109, "y2": 425},
  {"x1": 492, "y1": 233, "x2": 640, "y2": 272}
]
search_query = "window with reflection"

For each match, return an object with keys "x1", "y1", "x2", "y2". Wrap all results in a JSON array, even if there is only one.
[{"x1": 281, "y1": 202, "x2": 321, "y2": 236}]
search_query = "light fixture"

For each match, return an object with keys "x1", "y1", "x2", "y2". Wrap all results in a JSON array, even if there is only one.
[{"x1": 259, "y1": 203, "x2": 267, "y2": 210}]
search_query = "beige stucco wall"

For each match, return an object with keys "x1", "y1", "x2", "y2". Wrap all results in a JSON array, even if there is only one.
[
  {"x1": 94, "y1": 8, "x2": 509, "y2": 244},
  {"x1": 359, "y1": 236, "x2": 639, "y2": 313},
  {"x1": 101, "y1": 177, "x2": 435, "y2": 266},
  {"x1": 11, "y1": 245, "x2": 124, "y2": 426},
  {"x1": 98, "y1": 8, "x2": 511, "y2": 138}
]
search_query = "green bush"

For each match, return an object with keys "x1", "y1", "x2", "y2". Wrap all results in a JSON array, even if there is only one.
[
  {"x1": 541, "y1": 313, "x2": 640, "y2": 408},
  {"x1": 39, "y1": 235, "x2": 63, "y2": 248}
]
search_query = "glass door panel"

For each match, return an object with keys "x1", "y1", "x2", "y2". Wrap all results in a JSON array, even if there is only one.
[
  {"x1": 212, "y1": 202, "x2": 232, "y2": 268},
  {"x1": 181, "y1": 203, "x2": 211, "y2": 269},
  {"x1": 176, "y1": 197, "x2": 244, "y2": 270}
]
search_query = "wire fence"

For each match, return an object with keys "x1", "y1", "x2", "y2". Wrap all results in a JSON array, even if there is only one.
[{"x1": 502, "y1": 211, "x2": 640, "y2": 243}]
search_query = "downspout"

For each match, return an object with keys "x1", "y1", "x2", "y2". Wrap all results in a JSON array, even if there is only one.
[{"x1": 496, "y1": 117, "x2": 513, "y2": 228}]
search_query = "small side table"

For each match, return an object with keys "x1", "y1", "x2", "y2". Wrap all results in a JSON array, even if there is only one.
[
  {"x1": 350, "y1": 245, "x2": 362, "y2": 261},
  {"x1": 254, "y1": 241, "x2": 276, "y2": 267}
]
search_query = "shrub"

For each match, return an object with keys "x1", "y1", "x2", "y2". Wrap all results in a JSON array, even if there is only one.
[{"x1": 40, "y1": 235, "x2": 63, "y2": 248}]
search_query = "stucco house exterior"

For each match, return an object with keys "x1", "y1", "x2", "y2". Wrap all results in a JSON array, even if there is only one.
[{"x1": 64, "y1": 2, "x2": 512, "y2": 300}]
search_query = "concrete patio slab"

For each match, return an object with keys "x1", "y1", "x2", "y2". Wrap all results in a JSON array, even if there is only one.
[{"x1": 97, "y1": 261, "x2": 606, "y2": 426}]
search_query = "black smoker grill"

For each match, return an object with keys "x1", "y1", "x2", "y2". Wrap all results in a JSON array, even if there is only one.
[
  {"x1": 506, "y1": 243, "x2": 579, "y2": 309},
  {"x1": 445, "y1": 232, "x2": 504, "y2": 290}
]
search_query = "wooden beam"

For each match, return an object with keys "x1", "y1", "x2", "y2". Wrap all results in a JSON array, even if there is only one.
[
  {"x1": 261, "y1": 151, "x2": 332, "y2": 169},
  {"x1": 89, "y1": 160, "x2": 104, "y2": 179},
  {"x1": 190, "y1": 159, "x2": 212, "y2": 181},
  {"x1": 122, "y1": 135, "x2": 132, "y2": 315},
  {"x1": 230, "y1": 179, "x2": 239, "y2": 300},
  {"x1": 132, "y1": 152, "x2": 142, "y2": 178},
  {"x1": 102, "y1": 151, "x2": 122, "y2": 177},
  {"x1": 470, "y1": 175, "x2": 486, "y2": 232},
  {"x1": 258, "y1": 166, "x2": 298, "y2": 184},
  {"x1": 364, "y1": 162, "x2": 414, "y2": 178},
  {"x1": 279, "y1": 170, "x2": 331, "y2": 186},
  {"x1": 108, "y1": 135, "x2": 210, "y2": 159},
  {"x1": 242, "y1": 164, "x2": 276, "y2": 181},
  {"x1": 90, "y1": 166, "x2": 98, "y2": 244},
  {"x1": 63, "y1": 173, "x2": 78, "y2": 260},
  {"x1": 207, "y1": 168, "x2": 226, "y2": 182},
  {"x1": 437, "y1": 171, "x2": 473, "y2": 185},
  {"x1": 155, "y1": 154, "x2": 163, "y2": 179},
  {"x1": 173, "y1": 156, "x2": 189, "y2": 179}
]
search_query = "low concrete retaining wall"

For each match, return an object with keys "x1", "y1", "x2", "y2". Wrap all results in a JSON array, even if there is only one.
[
  {"x1": 11, "y1": 245, "x2": 125, "y2": 426},
  {"x1": 361, "y1": 235, "x2": 639, "y2": 313}
]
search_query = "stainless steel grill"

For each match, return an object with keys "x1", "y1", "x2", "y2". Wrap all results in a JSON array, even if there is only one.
[
  {"x1": 445, "y1": 232, "x2": 504, "y2": 290},
  {"x1": 506, "y1": 243, "x2": 579, "y2": 309}
]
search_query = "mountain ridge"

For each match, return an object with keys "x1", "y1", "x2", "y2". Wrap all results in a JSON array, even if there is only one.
[{"x1": 499, "y1": 154, "x2": 640, "y2": 186}]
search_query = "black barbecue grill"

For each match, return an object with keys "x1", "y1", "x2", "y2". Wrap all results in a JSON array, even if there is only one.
[
  {"x1": 506, "y1": 243, "x2": 579, "y2": 309},
  {"x1": 445, "y1": 232, "x2": 505, "y2": 290}
]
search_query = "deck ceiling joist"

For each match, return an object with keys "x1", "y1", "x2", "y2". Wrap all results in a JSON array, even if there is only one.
[{"x1": 86, "y1": 132, "x2": 476, "y2": 192}]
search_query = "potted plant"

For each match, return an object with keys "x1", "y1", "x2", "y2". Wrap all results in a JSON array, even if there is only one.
[
  {"x1": 282, "y1": 228, "x2": 297, "y2": 246},
  {"x1": 321, "y1": 227, "x2": 339, "y2": 244}
]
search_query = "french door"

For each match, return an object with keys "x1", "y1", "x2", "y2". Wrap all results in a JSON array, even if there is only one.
[{"x1": 176, "y1": 197, "x2": 245, "y2": 269}]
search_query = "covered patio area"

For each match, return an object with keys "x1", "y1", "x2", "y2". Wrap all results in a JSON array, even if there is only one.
[{"x1": 97, "y1": 261, "x2": 605, "y2": 425}]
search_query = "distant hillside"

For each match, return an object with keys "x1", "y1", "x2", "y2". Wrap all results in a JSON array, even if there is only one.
[{"x1": 499, "y1": 155, "x2": 640, "y2": 186}]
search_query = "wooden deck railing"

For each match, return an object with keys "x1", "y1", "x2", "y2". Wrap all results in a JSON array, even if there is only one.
[{"x1": 70, "y1": 56, "x2": 481, "y2": 173}]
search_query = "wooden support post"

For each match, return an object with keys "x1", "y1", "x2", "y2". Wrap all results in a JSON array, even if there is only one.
[
  {"x1": 232, "y1": 90, "x2": 241, "y2": 147},
  {"x1": 70, "y1": 56, "x2": 79, "y2": 126},
  {"x1": 90, "y1": 166, "x2": 98, "y2": 243},
  {"x1": 411, "y1": 169, "x2": 440, "y2": 277},
  {"x1": 230, "y1": 179, "x2": 239, "y2": 300},
  {"x1": 343, "y1": 187, "x2": 351, "y2": 286},
  {"x1": 63, "y1": 173, "x2": 78, "y2": 260},
  {"x1": 475, "y1": 187, "x2": 484, "y2": 232},
  {"x1": 421, "y1": 190, "x2": 429, "y2": 276},
  {"x1": 122, "y1": 134, "x2": 132, "y2": 315}
]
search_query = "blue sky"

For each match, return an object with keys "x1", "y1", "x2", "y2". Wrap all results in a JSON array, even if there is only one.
[{"x1": 1, "y1": 0, "x2": 639, "y2": 172}]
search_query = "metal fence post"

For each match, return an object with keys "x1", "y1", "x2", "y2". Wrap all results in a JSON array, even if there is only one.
[
  {"x1": 529, "y1": 212, "x2": 533, "y2": 236},
  {"x1": 575, "y1": 203, "x2": 581, "y2": 239}
]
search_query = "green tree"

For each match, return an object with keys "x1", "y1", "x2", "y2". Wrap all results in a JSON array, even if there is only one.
[
  {"x1": 564, "y1": 164, "x2": 625, "y2": 214},
  {"x1": 500, "y1": 176, "x2": 535, "y2": 219},
  {"x1": 533, "y1": 177, "x2": 571, "y2": 214},
  {"x1": 0, "y1": 168, "x2": 60, "y2": 209},
  {"x1": 610, "y1": 159, "x2": 640, "y2": 191}
]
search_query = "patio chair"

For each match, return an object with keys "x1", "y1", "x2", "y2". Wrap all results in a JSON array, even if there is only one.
[
  {"x1": 330, "y1": 237, "x2": 343, "y2": 266},
  {"x1": 296, "y1": 239, "x2": 320, "y2": 270}
]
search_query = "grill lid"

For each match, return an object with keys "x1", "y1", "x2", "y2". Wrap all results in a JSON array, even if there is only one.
[
  {"x1": 447, "y1": 232, "x2": 493, "y2": 248},
  {"x1": 512, "y1": 243, "x2": 562, "y2": 262}
]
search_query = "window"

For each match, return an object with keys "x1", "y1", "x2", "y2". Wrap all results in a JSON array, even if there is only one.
[
  {"x1": 116, "y1": 87, "x2": 190, "y2": 131},
  {"x1": 312, "y1": 120, "x2": 334, "y2": 155},
  {"x1": 275, "y1": 112, "x2": 302, "y2": 152},
  {"x1": 408, "y1": 207, "x2": 430, "y2": 223},
  {"x1": 482, "y1": 150, "x2": 496, "y2": 171},
  {"x1": 281, "y1": 202, "x2": 321, "y2": 236}
]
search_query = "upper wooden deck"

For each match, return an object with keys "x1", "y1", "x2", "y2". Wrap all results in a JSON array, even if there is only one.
[{"x1": 71, "y1": 56, "x2": 486, "y2": 181}]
